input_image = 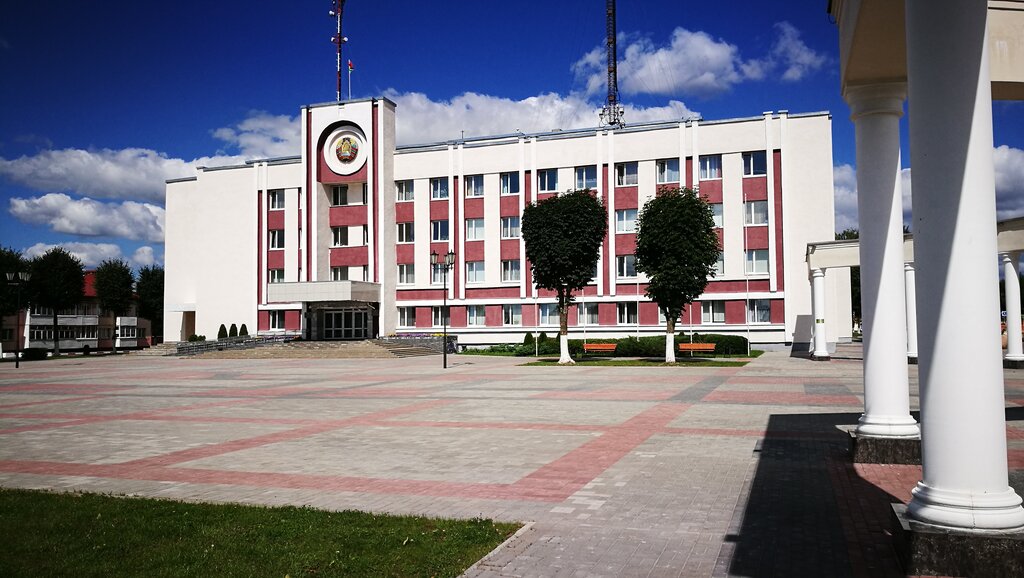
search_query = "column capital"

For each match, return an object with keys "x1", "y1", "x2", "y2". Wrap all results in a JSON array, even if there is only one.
[
  {"x1": 811, "y1": 267, "x2": 825, "y2": 279},
  {"x1": 844, "y1": 83, "x2": 907, "y2": 121},
  {"x1": 1000, "y1": 251, "x2": 1021, "y2": 264},
  {"x1": 904, "y1": 261, "x2": 915, "y2": 272}
]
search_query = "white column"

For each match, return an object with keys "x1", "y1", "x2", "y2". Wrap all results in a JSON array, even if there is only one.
[
  {"x1": 811, "y1": 268, "x2": 829, "y2": 359},
  {"x1": 905, "y1": 0, "x2": 1024, "y2": 530},
  {"x1": 846, "y1": 83, "x2": 919, "y2": 439},
  {"x1": 904, "y1": 262, "x2": 918, "y2": 361},
  {"x1": 1003, "y1": 253, "x2": 1024, "y2": 361}
]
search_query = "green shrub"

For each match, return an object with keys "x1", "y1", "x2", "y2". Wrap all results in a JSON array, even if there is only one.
[
  {"x1": 188, "y1": 334, "x2": 206, "y2": 342},
  {"x1": 678, "y1": 332, "x2": 749, "y2": 355},
  {"x1": 217, "y1": 324, "x2": 228, "y2": 340},
  {"x1": 229, "y1": 324, "x2": 238, "y2": 338},
  {"x1": 22, "y1": 348, "x2": 48, "y2": 361},
  {"x1": 239, "y1": 324, "x2": 249, "y2": 337},
  {"x1": 537, "y1": 332, "x2": 550, "y2": 345},
  {"x1": 522, "y1": 332, "x2": 535, "y2": 346}
]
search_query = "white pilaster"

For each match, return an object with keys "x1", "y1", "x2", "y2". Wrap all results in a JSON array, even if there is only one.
[
  {"x1": 811, "y1": 268, "x2": 829, "y2": 359},
  {"x1": 1002, "y1": 253, "x2": 1024, "y2": 361},
  {"x1": 904, "y1": 262, "x2": 918, "y2": 360},
  {"x1": 845, "y1": 82, "x2": 919, "y2": 439},
  {"x1": 905, "y1": 0, "x2": 1024, "y2": 530}
]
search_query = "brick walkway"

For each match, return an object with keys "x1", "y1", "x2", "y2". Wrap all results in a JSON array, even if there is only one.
[{"x1": 0, "y1": 345, "x2": 1021, "y2": 577}]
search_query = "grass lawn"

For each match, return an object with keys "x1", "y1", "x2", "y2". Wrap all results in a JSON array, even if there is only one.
[
  {"x1": 0, "y1": 489, "x2": 519, "y2": 577},
  {"x1": 522, "y1": 357, "x2": 749, "y2": 367}
]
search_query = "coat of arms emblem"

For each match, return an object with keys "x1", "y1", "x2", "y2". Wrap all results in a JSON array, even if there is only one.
[{"x1": 336, "y1": 137, "x2": 359, "y2": 164}]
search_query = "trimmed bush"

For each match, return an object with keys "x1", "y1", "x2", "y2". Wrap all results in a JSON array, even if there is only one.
[
  {"x1": 229, "y1": 324, "x2": 238, "y2": 338},
  {"x1": 21, "y1": 348, "x2": 48, "y2": 361},
  {"x1": 187, "y1": 334, "x2": 207, "y2": 342},
  {"x1": 522, "y1": 332, "x2": 535, "y2": 347},
  {"x1": 217, "y1": 324, "x2": 228, "y2": 340},
  {"x1": 679, "y1": 332, "x2": 749, "y2": 355},
  {"x1": 239, "y1": 324, "x2": 249, "y2": 337}
]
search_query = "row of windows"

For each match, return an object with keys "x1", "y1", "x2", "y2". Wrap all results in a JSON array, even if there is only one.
[
  {"x1": 396, "y1": 299, "x2": 773, "y2": 328},
  {"x1": 405, "y1": 217, "x2": 520, "y2": 243},
  {"x1": 26, "y1": 325, "x2": 144, "y2": 340},
  {"x1": 29, "y1": 304, "x2": 135, "y2": 317}
]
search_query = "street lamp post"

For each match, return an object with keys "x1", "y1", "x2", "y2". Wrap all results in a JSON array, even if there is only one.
[
  {"x1": 431, "y1": 249, "x2": 456, "y2": 368},
  {"x1": 5, "y1": 271, "x2": 31, "y2": 369}
]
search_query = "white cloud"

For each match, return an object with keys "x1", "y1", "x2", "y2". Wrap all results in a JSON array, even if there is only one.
[
  {"x1": 833, "y1": 163, "x2": 859, "y2": 232},
  {"x1": 211, "y1": 111, "x2": 301, "y2": 159},
  {"x1": 571, "y1": 22, "x2": 826, "y2": 99},
  {"x1": 387, "y1": 90, "x2": 697, "y2": 145},
  {"x1": 22, "y1": 242, "x2": 161, "y2": 269},
  {"x1": 9, "y1": 193, "x2": 164, "y2": 243}
]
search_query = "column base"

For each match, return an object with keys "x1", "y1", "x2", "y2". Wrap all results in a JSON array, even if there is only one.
[
  {"x1": 908, "y1": 355, "x2": 918, "y2": 365},
  {"x1": 810, "y1": 353, "x2": 831, "y2": 361},
  {"x1": 848, "y1": 430, "x2": 920, "y2": 464},
  {"x1": 891, "y1": 504, "x2": 1024, "y2": 577},
  {"x1": 908, "y1": 481, "x2": 1024, "y2": 530},
  {"x1": 855, "y1": 414, "x2": 920, "y2": 438},
  {"x1": 1003, "y1": 356, "x2": 1024, "y2": 369}
]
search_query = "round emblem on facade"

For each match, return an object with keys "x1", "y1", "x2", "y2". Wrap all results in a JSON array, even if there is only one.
[{"x1": 322, "y1": 126, "x2": 367, "y2": 176}]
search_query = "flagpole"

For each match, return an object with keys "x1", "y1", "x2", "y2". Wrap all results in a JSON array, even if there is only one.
[{"x1": 348, "y1": 60, "x2": 352, "y2": 100}]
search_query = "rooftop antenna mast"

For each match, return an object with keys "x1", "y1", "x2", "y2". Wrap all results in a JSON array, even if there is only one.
[
  {"x1": 599, "y1": 0, "x2": 625, "y2": 128},
  {"x1": 330, "y1": 0, "x2": 348, "y2": 102}
]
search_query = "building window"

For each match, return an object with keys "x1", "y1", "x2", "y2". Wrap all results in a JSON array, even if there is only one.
[
  {"x1": 502, "y1": 304, "x2": 522, "y2": 326},
  {"x1": 711, "y1": 203, "x2": 724, "y2": 228},
  {"x1": 616, "y1": 254, "x2": 637, "y2": 278},
  {"x1": 500, "y1": 216, "x2": 520, "y2": 239},
  {"x1": 268, "y1": 269, "x2": 284, "y2": 283},
  {"x1": 466, "y1": 261, "x2": 485, "y2": 283},
  {"x1": 431, "y1": 220, "x2": 449, "y2": 242},
  {"x1": 29, "y1": 326, "x2": 52, "y2": 341},
  {"x1": 615, "y1": 162, "x2": 638, "y2": 186},
  {"x1": 465, "y1": 174, "x2": 484, "y2": 197},
  {"x1": 465, "y1": 218, "x2": 484, "y2": 241},
  {"x1": 699, "y1": 155, "x2": 722, "y2": 180},
  {"x1": 748, "y1": 299, "x2": 771, "y2": 323},
  {"x1": 500, "y1": 172, "x2": 520, "y2": 195},
  {"x1": 577, "y1": 303, "x2": 599, "y2": 326},
  {"x1": 269, "y1": 229, "x2": 285, "y2": 249},
  {"x1": 714, "y1": 253, "x2": 724, "y2": 276},
  {"x1": 431, "y1": 263, "x2": 446, "y2": 284},
  {"x1": 396, "y1": 180, "x2": 414, "y2": 202},
  {"x1": 656, "y1": 158, "x2": 680, "y2": 183},
  {"x1": 575, "y1": 165, "x2": 598, "y2": 189},
  {"x1": 1, "y1": 328, "x2": 12, "y2": 341},
  {"x1": 268, "y1": 189, "x2": 285, "y2": 210},
  {"x1": 615, "y1": 209, "x2": 637, "y2": 233},
  {"x1": 501, "y1": 259, "x2": 520, "y2": 282},
  {"x1": 332, "y1": 226, "x2": 348, "y2": 247},
  {"x1": 539, "y1": 303, "x2": 559, "y2": 325},
  {"x1": 467, "y1": 305, "x2": 486, "y2": 326},
  {"x1": 269, "y1": 310, "x2": 285, "y2": 330},
  {"x1": 397, "y1": 222, "x2": 415, "y2": 244},
  {"x1": 120, "y1": 326, "x2": 137, "y2": 339},
  {"x1": 745, "y1": 249, "x2": 769, "y2": 275},
  {"x1": 742, "y1": 151, "x2": 767, "y2": 176},
  {"x1": 357, "y1": 266, "x2": 368, "y2": 282},
  {"x1": 701, "y1": 301, "x2": 725, "y2": 324},
  {"x1": 331, "y1": 185, "x2": 363, "y2": 206},
  {"x1": 432, "y1": 306, "x2": 450, "y2": 327},
  {"x1": 331, "y1": 266, "x2": 348, "y2": 281},
  {"x1": 430, "y1": 177, "x2": 449, "y2": 200},
  {"x1": 538, "y1": 168, "x2": 558, "y2": 192},
  {"x1": 398, "y1": 307, "x2": 416, "y2": 328},
  {"x1": 617, "y1": 302, "x2": 638, "y2": 325},
  {"x1": 745, "y1": 201, "x2": 769, "y2": 225},
  {"x1": 398, "y1": 263, "x2": 415, "y2": 285}
]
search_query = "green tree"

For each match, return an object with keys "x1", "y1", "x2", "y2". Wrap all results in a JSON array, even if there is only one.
[
  {"x1": 136, "y1": 265, "x2": 164, "y2": 339},
  {"x1": 94, "y1": 259, "x2": 135, "y2": 353},
  {"x1": 0, "y1": 246, "x2": 28, "y2": 317},
  {"x1": 218, "y1": 324, "x2": 228, "y2": 340},
  {"x1": 27, "y1": 248, "x2": 84, "y2": 356},
  {"x1": 522, "y1": 189, "x2": 607, "y2": 364},
  {"x1": 635, "y1": 188, "x2": 720, "y2": 362}
]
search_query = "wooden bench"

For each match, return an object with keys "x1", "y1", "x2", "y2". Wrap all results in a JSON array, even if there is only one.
[
  {"x1": 583, "y1": 343, "x2": 617, "y2": 355},
  {"x1": 678, "y1": 342, "x2": 716, "y2": 356}
]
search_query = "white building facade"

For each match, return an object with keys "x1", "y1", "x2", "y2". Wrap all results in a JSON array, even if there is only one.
[{"x1": 164, "y1": 98, "x2": 849, "y2": 346}]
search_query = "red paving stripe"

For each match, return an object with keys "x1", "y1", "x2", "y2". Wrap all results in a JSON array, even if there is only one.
[
  {"x1": 510, "y1": 402, "x2": 691, "y2": 500},
  {"x1": 372, "y1": 419, "x2": 608, "y2": 432},
  {"x1": 532, "y1": 389, "x2": 679, "y2": 401},
  {"x1": 315, "y1": 388, "x2": 436, "y2": 398},
  {"x1": 0, "y1": 384, "x2": 131, "y2": 394},
  {"x1": 119, "y1": 399, "x2": 457, "y2": 468},
  {"x1": 190, "y1": 386, "x2": 330, "y2": 397},
  {"x1": 1009, "y1": 449, "x2": 1024, "y2": 469},
  {"x1": 1007, "y1": 427, "x2": 1024, "y2": 440},
  {"x1": 702, "y1": 390, "x2": 862, "y2": 406},
  {"x1": 660, "y1": 427, "x2": 840, "y2": 441},
  {"x1": 0, "y1": 394, "x2": 108, "y2": 410}
]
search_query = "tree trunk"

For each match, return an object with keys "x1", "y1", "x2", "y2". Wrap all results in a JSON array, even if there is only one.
[
  {"x1": 51, "y1": 310, "x2": 60, "y2": 356},
  {"x1": 558, "y1": 290, "x2": 574, "y2": 364},
  {"x1": 665, "y1": 316, "x2": 676, "y2": 363}
]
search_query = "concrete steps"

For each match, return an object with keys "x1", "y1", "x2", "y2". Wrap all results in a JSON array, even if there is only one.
[{"x1": 370, "y1": 340, "x2": 440, "y2": 358}]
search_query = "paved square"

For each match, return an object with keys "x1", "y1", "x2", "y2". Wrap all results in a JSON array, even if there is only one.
[{"x1": 1, "y1": 344, "x2": 1022, "y2": 577}]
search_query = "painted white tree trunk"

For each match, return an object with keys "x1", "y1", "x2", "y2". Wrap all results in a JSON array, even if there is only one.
[
  {"x1": 559, "y1": 333, "x2": 574, "y2": 364},
  {"x1": 664, "y1": 317, "x2": 676, "y2": 363}
]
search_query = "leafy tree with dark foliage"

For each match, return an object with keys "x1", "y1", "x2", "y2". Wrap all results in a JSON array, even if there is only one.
[
  {"x1": 522, "y1": 190, "x2": 607, "y2": 364},
  {"x1": 136, "y1": 265, "x2": 164, "y2": 339},
  {"x1": 635, "y1": 188, "x2": 720, "y2": 362},
  {"x1": 0, "y1": 246, "x2": 28, "y2": 317},
  {"x1": 94, "y1": 259, "x2": 135, "y2": 353},
  {"x1": 27, "y1": 248, "x2": 84, "y2": 356}
]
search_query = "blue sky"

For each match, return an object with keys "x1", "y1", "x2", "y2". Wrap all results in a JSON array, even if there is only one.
[{"x1": 1, "y1": 0, "x2": 1022, "y2": 269}]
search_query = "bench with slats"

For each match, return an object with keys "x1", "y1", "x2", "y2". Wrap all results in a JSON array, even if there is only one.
[
  {"x1": 583, "y1": 343, "x2": 617, "y2": 354},
  {"x1": 678, "y1": 342, "x2": 716, "y2": 355}
]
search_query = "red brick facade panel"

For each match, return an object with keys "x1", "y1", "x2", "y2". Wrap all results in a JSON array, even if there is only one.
[
  {"x1": 464, "y1": 240, "x2": 485, "y2": 261},
  {"x1": 615, "y1": 187, "x2": 639, "y2": 208},
  {"x1": 329, "y1": 206, "x2": 368, "y2": 227},
  {"x1": 463, "y1": 198, "x2": 484, "y2": 219},
  {"x1": 395, "y1": 244, "x2": 415, "y2": 264},
  {"x1": 500, "y1": 240, "x2": 520, "y2": 260},
  {"x1": 724, "y1": 300, "x2": 746, "y2": 324},
  {"x1": 267, "y1": 210, "x2": 285, "y2": 229},
  {"x1": 697, "y1": 179, "x2": 722, "y2": 202},
  {"x1": 741, "y1": 177, "x2": 768, "y2": 200},
  {"x1": 745, "y1": 226, "x2": 770, "y2": 250},
  {"x1": 329, "y1": 246, "x2": 369, "y2": 266}
]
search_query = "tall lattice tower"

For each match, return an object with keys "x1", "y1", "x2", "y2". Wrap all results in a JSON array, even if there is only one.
[{"x1": 599, "y1": 0, "x2": 625, "y2": 128}]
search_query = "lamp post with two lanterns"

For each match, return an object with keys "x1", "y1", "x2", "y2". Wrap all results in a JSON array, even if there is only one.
[
  {"x1": 430, "y1": 249, "x2": 456, "y2": 369},
  {"x1": 5, "y1": 271, "x2": 31, "y2": 369}
]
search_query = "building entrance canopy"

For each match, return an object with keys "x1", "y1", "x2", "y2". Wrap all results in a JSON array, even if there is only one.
[{"x1": 266, "y1": 280, "x2": 380, "y2": 304}]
